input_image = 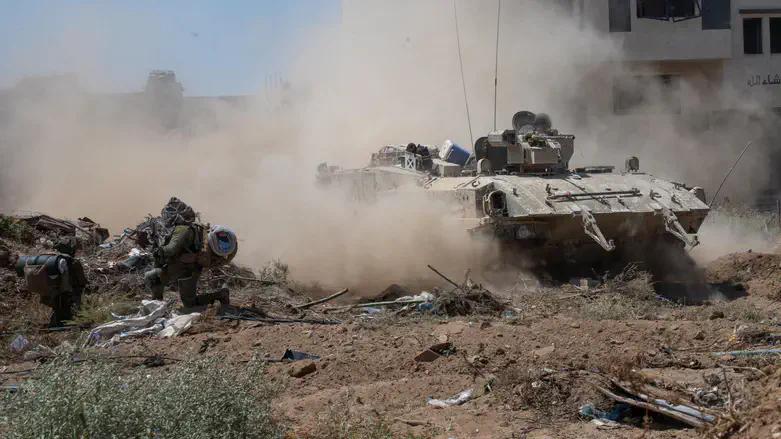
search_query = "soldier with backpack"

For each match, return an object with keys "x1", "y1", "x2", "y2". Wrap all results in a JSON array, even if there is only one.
[
  {"x1": 143, "y1": 197, "x2": 237, "y2": 307},
  {"x1": 14, "y1": 237, "x2": 87, "y2": 327}
]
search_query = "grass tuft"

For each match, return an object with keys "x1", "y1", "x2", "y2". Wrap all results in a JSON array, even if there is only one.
[{"x1": 1, "y1": 356, "x2": 282, "y2": 439}]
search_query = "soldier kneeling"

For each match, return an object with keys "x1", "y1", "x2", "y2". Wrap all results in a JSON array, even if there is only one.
[
  {"x1": 144, "y1": 224, "x2": 237, "y2": 307},
  {"x1": 14, "y1": 238, "x2": 87, "y2": 327}
]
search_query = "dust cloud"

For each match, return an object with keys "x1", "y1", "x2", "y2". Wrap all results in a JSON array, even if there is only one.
[{"x1": 0, "y1": 1, "x2": 777, "y2": 290}]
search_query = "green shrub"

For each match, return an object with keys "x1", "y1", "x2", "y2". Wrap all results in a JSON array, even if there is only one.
[
  {"x1": 0, "y1": 216, "x2": 34, "y2": 243},
  {"x1": 1, "y1": 357, "x2": 282, "y2": 438},
  {"x1": 67, "y1": 293, "x2": 139, "y2": 326}
]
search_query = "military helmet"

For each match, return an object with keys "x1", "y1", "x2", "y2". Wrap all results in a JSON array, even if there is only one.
[
  {"x1": 207, "y1": 225, "x2": 237, "y2": 258},
  {"x1": 161, "y1": 197, "x2": 196, "y2": 227},
  {"x1": 533, "y1": 113, "x2": 552, "y2": 132}
]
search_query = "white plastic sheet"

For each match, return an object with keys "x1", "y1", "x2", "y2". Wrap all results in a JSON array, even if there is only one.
[
  {"x1": 86, "y1": 300, "x2": 199, "y2": 347},
  {"x1": 158, "y1": 313, "x2": 200, "y2": 338},
  {"x1": 427, "y1": 388, "x2": 474, "y2": 408}
]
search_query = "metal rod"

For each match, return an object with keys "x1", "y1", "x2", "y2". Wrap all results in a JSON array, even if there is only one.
[
  {"x1": 218, "y1": 315, "x2": 341, "y2": 325},
  {"x1": 293, "y1": 288, "x2": 349, "y2": 310},
  {"x1": 427, "y1": 264, "x2": 462, "y2": 290},
  {"x1": 548, "y1": 189, "x2": 640, "y2": 200},
  {"x1": 709, "y1": 140, "x2": 753, "y2": 208},
  {"x1": 493, "y1": 0, "x2": 501, "y2": 131},
  {"x1": 331, "y1": 299, "x2": 427, "y2": 310},
  {"x1": 452, "y1": 0, "x2": 474, "y2": 147}
]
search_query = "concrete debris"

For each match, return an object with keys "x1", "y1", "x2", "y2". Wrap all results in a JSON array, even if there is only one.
[{"x1": 14, "y1": 213, "x2": 109, "y2": 246}]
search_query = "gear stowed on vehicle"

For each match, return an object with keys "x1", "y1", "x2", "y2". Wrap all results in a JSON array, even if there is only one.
[{"x1": 318, "y1": 110, "x2": 711, "y2": 281}]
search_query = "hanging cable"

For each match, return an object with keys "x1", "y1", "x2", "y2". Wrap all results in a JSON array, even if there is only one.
[
  {"x1": 493, "y1": 0, "x2": 501, "y2": 131},
  {"x1": 453, "y1": 0, "x2": 474, "y2": 147}
]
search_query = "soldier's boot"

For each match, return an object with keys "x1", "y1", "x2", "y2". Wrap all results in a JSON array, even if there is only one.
[
  {"x1": 144, "y1": 268, "x2": 165, "y2": 300},
  {"x1": 196, "y1": 287, "x2": 230, "y2": 306},
  {"x1": 49, "y1": 296, "x2": 74, "y2": 328},
  {"x1": 177, "y1": 276, "x2": 199, "y2": 308},
  {"x1": 72, "y1": 288, "x2": 83, "y2": 312}
]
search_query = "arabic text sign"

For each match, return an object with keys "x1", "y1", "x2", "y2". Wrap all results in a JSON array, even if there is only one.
[{"x1": 748, "y1": 74, "x2": 781, "y2": 87}]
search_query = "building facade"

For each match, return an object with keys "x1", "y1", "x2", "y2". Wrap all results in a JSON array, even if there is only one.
[{"x1": 578, "y1": 0, "x2": 781, "y2": 116}]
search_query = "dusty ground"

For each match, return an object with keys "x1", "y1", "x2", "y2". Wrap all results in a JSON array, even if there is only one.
[{"x1": 1, "y1": 220, "x2": 781, "y2": 438}]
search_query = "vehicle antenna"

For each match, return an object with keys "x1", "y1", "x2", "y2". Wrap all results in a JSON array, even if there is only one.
[
  {"x1": 453, "y1": 0, "x2": 474, "y2": 146},
  {"x1": 493, "y1": 0, "x2": 502, "y2": 131},
  {"x1": 709, "y1": 140, "x2": 754, "y2": 208}
]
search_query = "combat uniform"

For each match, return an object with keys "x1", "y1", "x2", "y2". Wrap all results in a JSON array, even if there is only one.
[
  {"x1": 144, "y1": 224, "x2": 234, "y2": 307},
  {"x1": 16, "y1": 252, "x2": 87, "y2": 327}
]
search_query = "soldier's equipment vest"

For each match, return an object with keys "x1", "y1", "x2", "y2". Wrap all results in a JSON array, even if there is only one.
[{"x1": 16, "y1": 254, "x2": 71, "y2": 305}]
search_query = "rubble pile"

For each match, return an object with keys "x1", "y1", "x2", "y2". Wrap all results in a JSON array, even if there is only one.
[{"x1": 432, "y1": 285, "x2": 507, "y2": 316}]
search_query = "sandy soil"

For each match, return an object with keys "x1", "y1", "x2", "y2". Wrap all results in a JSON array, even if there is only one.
[{"x1": 2, "y1": 227, "x2": 781, "y2": 438}]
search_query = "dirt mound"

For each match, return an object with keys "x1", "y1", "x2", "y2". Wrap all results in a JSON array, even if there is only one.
[{"x1": 706, "y1": 252, "x2": 781, "y2": 299}]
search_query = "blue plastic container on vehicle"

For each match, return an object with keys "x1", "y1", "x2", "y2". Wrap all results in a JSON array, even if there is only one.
[{"x1": 441, "y1": 140, "x2": 471, "y2": 166}]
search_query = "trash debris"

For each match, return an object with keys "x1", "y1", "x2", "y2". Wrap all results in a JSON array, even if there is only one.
[
  {"x1": 14, "y1": 213, "x2": 109, "y2": 245},
  {"x1": 158, "y1": 313, "x2": 201, "y2": 338},
  {"x1": 427, "y1": 388, "x2": 474, "y2": 408},
  {"x1": 426, "y1": 265, "x2": 506, "y2": 316},
  {"x1": 579, "y1": 403, "x2": 631, "y2": 424},
  {"x1": 85, "y1": 300, "x2": 199, "y2": 347},
  {"x1": 371, "y1": 284, "x2": 412, "y2": 302},
  {"x1": 1, "y1": 384, "x2": 20, "y2": 393},
  {"x1": 281, "y1": 349, "x2": 320, "y2": 361},
  {"x1": 8, "y1": 335, "x2": 30, "y2": 353},
  {"x1": 117, "y1": 248, "x2": 151, "y2": 271},
  {"x1": 594, "y1": 380, "x2": 717, "y2": 428}
]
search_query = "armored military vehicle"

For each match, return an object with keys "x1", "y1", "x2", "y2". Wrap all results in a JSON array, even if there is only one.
[{"x1": 318, "y1": 111, "x2": 710, "y2": 274}]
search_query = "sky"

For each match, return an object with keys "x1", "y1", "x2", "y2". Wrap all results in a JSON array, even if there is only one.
[{"x1": 0, "y1": 0, "x2": 340, "y2": 96}]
